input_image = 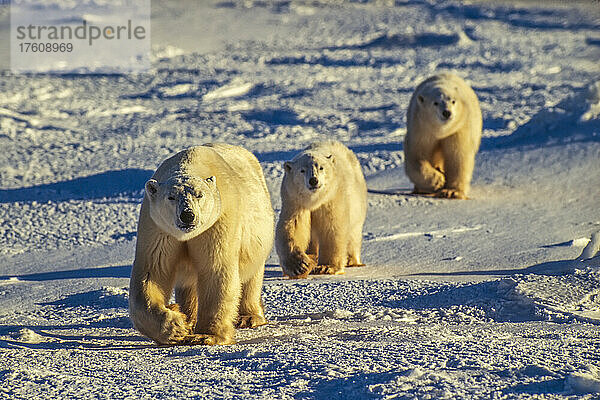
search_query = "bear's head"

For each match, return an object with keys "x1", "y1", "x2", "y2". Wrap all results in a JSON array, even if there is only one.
[
  {"x1": 418, "y1": 85, "x2": 463, "y2": 127},
  {"x1": 283, "y1": 152, "x2": 336, "y2": 208},
  {"x1": 144, "y1": 174, "x2": 222, "y2": 241}
]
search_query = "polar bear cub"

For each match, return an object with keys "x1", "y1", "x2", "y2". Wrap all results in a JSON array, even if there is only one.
[
  {"x1": 129, "y1": 143, "x2": 274, "y2": 345},
  {"x1": 405, "y1": 72, "x2": 482, "y2": 199},
  {"x1": 276, "y1": 140, "x2": 367, "y2": 278}
]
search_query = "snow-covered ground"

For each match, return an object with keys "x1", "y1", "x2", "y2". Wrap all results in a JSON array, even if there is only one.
[{"x1": 1, "y1": 0, "x2": 600, "y2": 398}]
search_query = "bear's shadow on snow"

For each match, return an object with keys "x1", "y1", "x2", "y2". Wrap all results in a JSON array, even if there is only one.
[
  {"x1": 0, "y1": 265, "x2": 132, "y2": 282},
  {"x1": 0, "y1": 320, "x2": 152, "y2": 351},
  {"x1": 0, "y1": 264, "x2": 283, "y2": 281},
  {"x1": 0, "y1": 168, "x2": 153, "y2": 203},
  {"x1": 0, "y1": 283, "x2": 143, "y2": 350},
  {"x1": 0, "y1": 144, "x2": 410, "y2": 204},
  {"x1": 0, "y1": 282, "x2": 145, "y2": 349},
  {"x1": 0, "y1": 169, "x2": 152, "y2": 203},
  {"x1": 39, "y1": 288, "x2": 129, "y2": 310}
]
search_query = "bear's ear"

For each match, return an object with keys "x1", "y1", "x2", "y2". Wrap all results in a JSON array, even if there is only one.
[
  {"x1": 145, "y1": 179, "x2": 159, "y2": 197},
  {"x1": 205, "y1": 176, "x2": 216, "y2": 186},
  {"x1": 417, "y1": 95, "x2": 424, "y2": 104},
  {"x1": 327, "y1": 154, "x2": 334, "y2": 163},
  {"x1": 284, "y1": 161, "x2": 292, "y2": 172}
]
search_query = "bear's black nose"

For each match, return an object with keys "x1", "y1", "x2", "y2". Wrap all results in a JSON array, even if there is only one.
[
  {"x1": 180, "y1": 209, "x2": 195, "y2": 225},
  {"x1": 442, "y1": 110, "x2": 451, "y2": 119},
  {"x1": 309, "y1": 177, "x2": 318, "y2": 187}
]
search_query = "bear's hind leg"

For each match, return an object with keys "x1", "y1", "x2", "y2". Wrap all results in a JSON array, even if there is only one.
[
  {"x1": 345, "y1": 211, "x2": 365, "y2": 268},
  {"x1": 187, "y1": 234, "x2": 242, "y2": 345},
  {"x1": 347, "y1": 238, "x2": 365, "y2": 268},
  {"x1": 189, "y1": 273, "x2": 240, "y2": 345}
]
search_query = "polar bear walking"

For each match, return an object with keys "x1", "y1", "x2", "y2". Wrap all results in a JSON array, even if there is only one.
[
  {"x1": 276, "y1": 141, "x2": 367, "y2": 278},
  {"x1": 405, "y1": 73, "x2": 482, "y2": 199},
  {"x1": 129, "y1": 144, "x2": 274, "y2": 345}
]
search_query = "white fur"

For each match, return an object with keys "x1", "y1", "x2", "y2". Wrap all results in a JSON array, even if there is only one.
[
  {"x1": 405, "y1": 72, "x2": 482, "y2": 199},
  {"x1": 276, "y1": 140, "x2": 367, "y2": 278},
  {"x1": 129, "y1": 143, "x2": 274, "y2": 345}
]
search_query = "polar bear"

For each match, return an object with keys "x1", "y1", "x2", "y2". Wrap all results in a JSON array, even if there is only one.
[
  {"x1": 276, "y1": 141, "x2": 367, "y2": 278},
  {"x1": 129, "y1": 143, "x2": 274, "y2": 345},
  {"x1": 404, "y1": 73, "x2": 482, "y2": 199}
]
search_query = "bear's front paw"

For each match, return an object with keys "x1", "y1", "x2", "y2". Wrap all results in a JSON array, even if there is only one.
[
  {"x1": 282, "y1": 252, "x2": 317, "y2": 279},
  {"x1": 436, "y1": 188, "x2": 467, "y2": 199},
  {"x1": 237, "y1": 314, "x2": 267, "y2": 329},
  {"x1": 182, "y1": 334, "x2": 236, "y2": 346},
  {"x1": 311, "y1": 264, "x2": 345, "y2": 275},
  {"x1": 158, "y1": 309, "x2": 193, "y2": 345},
  {"x1": 347, "y1": 263, "x2": 366, "y2": 268}
]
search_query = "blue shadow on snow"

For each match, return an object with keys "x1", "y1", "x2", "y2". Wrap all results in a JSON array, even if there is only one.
[
  {"x1": 0, "y1": 168, "x2": 152, "y2": 203},
  {"x1": 0, "y1": 265, "x2": 131, "y2": 281}
]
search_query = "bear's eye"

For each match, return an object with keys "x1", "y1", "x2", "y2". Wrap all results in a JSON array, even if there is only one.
[
  {"x1": 319, "y1": 166, "x2": 324, "y2": 171},
  {"x1": 195, "y1": 192, "x2": 203, "y2": 198},
  {"x1": 433, "y1": 102, "x2": 439, "y2": 106},
  {"x1": 452, "y1": 100, "x2": 456, "y2": 104}
]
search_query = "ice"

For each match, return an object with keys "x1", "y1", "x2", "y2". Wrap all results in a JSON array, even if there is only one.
[
  {"x1": 580, "y1": 232, "x2": 600, "y2": 261},
  {"x1": 203, "y1": 80, "x2": 255, "y2": 101},
  {"x1": 16, "y1": 328, "x2": 44, "y2": 344},
  {"x1": 580, "y1": 81, "x2": 600, "y2": 122}
]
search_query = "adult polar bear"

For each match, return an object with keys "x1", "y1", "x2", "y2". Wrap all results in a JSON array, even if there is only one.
[
  {"x1": 405, "y1": 73, "x2": 482, "y2": 199},
  {"x1": 129, "y1": 144, "x2": 274, "y2": 345},
  {"x1": 276, "y1": 141, "x2": 367, "y2": 278}
]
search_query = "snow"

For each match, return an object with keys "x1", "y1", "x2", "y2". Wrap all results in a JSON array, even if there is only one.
[
  {"x1": 566, "y1": 367, "x2": 600, "y2": 395},
  {"x1": 203, "y1": 80, "x2": 256, "y2": 101},
  {"x1": 1, "y1": 0, "x2": 600, "y2": 398}
]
